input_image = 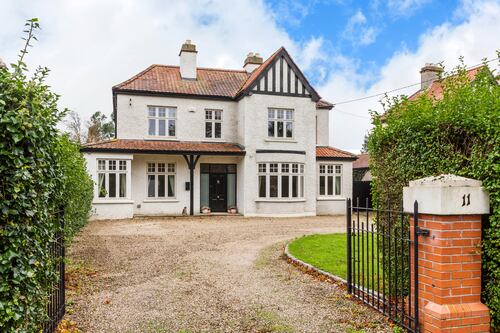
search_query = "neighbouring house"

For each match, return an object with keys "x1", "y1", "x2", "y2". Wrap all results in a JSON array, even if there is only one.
[
  {"x1": 352, "y1": 153, "x2": 372, "y2": 207},
  {"x1": 81, "y1": 41, "x2": 356, "y2": 219},
  {"x1": 408, "y1": 62, "x2": 497, "y2": 101}
]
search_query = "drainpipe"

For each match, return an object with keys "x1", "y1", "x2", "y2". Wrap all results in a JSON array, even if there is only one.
[{"x1": 183, "y1": 154, "x2": 201, "y2": 215}]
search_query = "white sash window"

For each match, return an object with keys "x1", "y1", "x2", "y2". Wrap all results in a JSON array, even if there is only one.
[
  {"x1": 258, "y1": 162, "x2": 304, "y2": 199},
  {"x1": 319, "y1": 164, "x2": 342, "y2": 197},
  {"x1": 97, "y1": 159, "x2": 127, "y2": 199}
]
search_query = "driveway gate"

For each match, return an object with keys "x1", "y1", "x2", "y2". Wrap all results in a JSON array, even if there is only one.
[{"x1": 346, "y1": 198, "x2": 420, "y2": 332}]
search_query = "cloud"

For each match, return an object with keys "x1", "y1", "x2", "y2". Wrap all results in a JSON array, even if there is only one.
[
  {"x1": 386, "y1": 0, "x2": 432, "y2": 17},
  {"x1": 0, "y1": 0, "x2": 325, "y2": 122},
  {"x1": 343, "y1": 10, "x2": 379, "y2": 46},
  {"x1": 319, "y1": 0, "x2": 500, "y2": 150}
]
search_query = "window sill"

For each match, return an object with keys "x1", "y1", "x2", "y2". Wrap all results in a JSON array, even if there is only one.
[
  {"x1": 202, "y1": 138, "x2": 225, "y2": 142},
  {"x1": 255, "y1": 198, "x2": 306, "y2": 203},
  {"x1": 143, "y1": 199, "x2": 179, "y2": 203},
  {"x1": 317, "y1": 197, "x2": 346, "y2": 201},
  {"x1": 264, "y1": 138, "x2": 297, "y2": 143},
  {"x1": 93, "y1": 199, "x2": 134, "y2": 204},
  {"x1": 144, "y1": 137, "x2": 178, "y2": 141}
]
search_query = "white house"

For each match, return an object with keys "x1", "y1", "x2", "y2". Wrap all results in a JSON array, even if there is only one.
[{"x1": 81, "y1": 41, "x2": 356, "y2": 219}]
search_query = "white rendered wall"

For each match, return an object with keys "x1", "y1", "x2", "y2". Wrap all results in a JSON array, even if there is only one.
[
  {"x1": 316, "y1": 108, "x2": 330, "y2": 146},
  {"x1": 84, "y1": 152, "x2": 135, "y2": 220},
  {"x1": 116, "y1": 94, "x2": 239, "y2": 143},
  {"x1": 238, "y1": 94, "x2": 318, "y2": 216},
  {"x1": 316, "y1": 160, "x2": 353, "y2": 215}
]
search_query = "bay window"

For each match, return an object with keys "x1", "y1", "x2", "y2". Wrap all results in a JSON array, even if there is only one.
[
  {"x1": 97, "y1": 159, "x2": 127, "y2": 199},
  {"x1": 318, "y1": 164, "x2": 342, "y2": 197},
  {"x1": 268, "y1": 108, "x2": 293, "y2": 139},
  {"x1": 258, "y1": 162, "x2": 304, "y2": 199},
  {"x1": 147, "y1": 162, "x2": 176, "y2": 198},
  {"x1": 148, "y1": 106, "x2": 176, "y2": 137}
]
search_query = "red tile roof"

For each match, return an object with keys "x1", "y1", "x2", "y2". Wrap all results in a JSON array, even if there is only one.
[
  {"x1": 114, "y1": 65, "x2": 250, "y2": 98},
  {"x1": 316, "y1": 146, "x2": 357, "y2": 160},
  {"x1": 353, "y1": 153, "x2": 369, "y2": 169},
  {"x1": 408, "y1": 66, "x2": 485, "y2": 101},
  {"x1": 113, "y1": 47, "x2": 331, "y2": 108},
  {"x1": 81, "y1": 139, "x2": 245, "y2": 155}
]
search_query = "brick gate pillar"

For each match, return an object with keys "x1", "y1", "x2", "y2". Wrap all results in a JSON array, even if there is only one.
[{"x1": 403, "y1": 174, "x2": 490, "y2": 333}]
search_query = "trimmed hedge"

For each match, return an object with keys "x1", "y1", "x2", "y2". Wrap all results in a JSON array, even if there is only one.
[
  {"x1": 368, "y1": 58, "x2": 500, "y2": 328},
  {"x1": 0, "y1": 19, "x2": 93, "y2": 332}
]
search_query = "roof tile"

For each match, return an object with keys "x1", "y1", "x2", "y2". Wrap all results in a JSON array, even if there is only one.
[
  {"x1": 316, "y1": 146, "x2": 357, "y2": 160},
  {"x1": 81, "y1": 139, "x2": 245, "y2": 154}
]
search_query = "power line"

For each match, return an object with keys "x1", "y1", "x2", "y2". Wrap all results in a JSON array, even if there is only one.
[
  {"x1": 332, "y1": 56, "x2": 500, "y2": 106},
  {"x1": 334, "y1": 108, "x2": 372, "y2": 119}
]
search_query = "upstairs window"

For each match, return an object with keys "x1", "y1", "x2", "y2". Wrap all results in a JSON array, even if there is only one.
[
  {"x1": 205, "y1": 109, "x2": 222, "y2": 139},
  {"x1": 148, "y1": 106, "x2": 176, "y2": 137},
  {"x1": 258, "y1": 162, "x2": 304, "y2": 199},
  {"x1": 97, "y1": 159, "x2": 127, "y2": 199},
  {"x1": 268, "y1": 108, "x2": 293, "y2": 139},
  {"x1": 319, "y1": 164, "x2": 342, "y2": 196},
  {"x1": 147, "y1": 162, "x2": 176, "y2": 198}
]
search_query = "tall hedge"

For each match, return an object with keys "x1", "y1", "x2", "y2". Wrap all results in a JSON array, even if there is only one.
[
  {"x1": 368, "y1": 58, "x2": 500, "y2": 328},
  {"x1": 0, "y1": 19, "x2": 93, "y2": 332},
  {"x1": 56, "y1": 135, "x2": 93, "y2": 241}
]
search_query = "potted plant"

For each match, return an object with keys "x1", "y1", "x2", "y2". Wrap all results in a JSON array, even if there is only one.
[
  {"x1": 227, "y1": 206, "x2": 238, "y2": 214},
  {"x1": 201, "y1": 206, "x2": 211, "y2": 214}
]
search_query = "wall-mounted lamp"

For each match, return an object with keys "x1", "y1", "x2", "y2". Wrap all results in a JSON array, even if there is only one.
[
  {"x1": 129, "y1": 98, "x2": 132, "y2": 106},
  {"x1": 188, "y1": 106, "x2": 196, "y2": 113}
]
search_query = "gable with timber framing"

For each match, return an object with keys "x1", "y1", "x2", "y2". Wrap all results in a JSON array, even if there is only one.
[{"x1": 236, "y1": 47, "x2": 320, "y2": 102}]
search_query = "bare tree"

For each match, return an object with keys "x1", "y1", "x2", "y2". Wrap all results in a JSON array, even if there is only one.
[{"x1": 65, "y1": 111, "x2": 85, "y2": 143}]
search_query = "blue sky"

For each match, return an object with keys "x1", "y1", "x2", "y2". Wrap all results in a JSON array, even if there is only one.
[
  {"x1": 0, "y1": 0, "x2": 499, "y2": 150},
  {"x1": 266, "y1": 0, "x2": 466, "y2": 86}
]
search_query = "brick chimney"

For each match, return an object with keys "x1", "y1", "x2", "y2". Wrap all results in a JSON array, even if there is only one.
[
  {"x1": 243, "y1": 52, "x2": 263, "y2": 73},
  {"x1": 179, "y1": 40, "x2": 197, "y2": 80},
  {"x1": 420, "y1": 63, "x2": 443, "y2": 90}
]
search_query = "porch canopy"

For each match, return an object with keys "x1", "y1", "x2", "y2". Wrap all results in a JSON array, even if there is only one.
[{"x1": 81, "y1": 139, "x2": 245, "y2": 215}]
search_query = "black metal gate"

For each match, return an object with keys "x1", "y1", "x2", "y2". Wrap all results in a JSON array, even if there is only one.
[
  {"x1": 346, "y1": 198, "x2": 419, "y2": 332},
  {"x1": 42, "y1": 209, "x2": 65, "y2": 333}
]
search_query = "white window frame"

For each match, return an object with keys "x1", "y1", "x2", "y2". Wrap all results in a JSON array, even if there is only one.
[
  {"x1": 258, "y1": 162, "x2": 304, "y2": 200},
  {"x1": 147, "y1": 106, "x2": 176, "y2": 138},
  {"x1": 268, "y1": 108, "x2": 294, "y2": 139},
  {"x1": 318, "y1": 163, "x2": 342, "y2": 197},
  {"x1": 205, "y1": 109, "x2": 223, "y2": 139},
  {"x1": 97, "y1": 159, "x2": 128, "y2": 199},
  {"x1": 146, "y1": 162, "x2": 176, "y2": 199}
]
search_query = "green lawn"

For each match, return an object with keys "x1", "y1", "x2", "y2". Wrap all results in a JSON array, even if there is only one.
[
  {"x1": 288, "y1": 233, "x2": 348, "y2": 279},
  {"x1": 288, "y1": 233, "x2": 381, "y2": 288}
]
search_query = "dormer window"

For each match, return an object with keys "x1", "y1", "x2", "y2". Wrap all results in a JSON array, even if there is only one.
[
  {"x1": 148, "y1": 106, "x2": 176, "y2": 137},
  {"x1": 268, "y1": 108, "x2": 293, "y2": 139}
]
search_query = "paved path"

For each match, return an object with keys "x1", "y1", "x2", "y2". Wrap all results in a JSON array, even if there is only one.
[{"x1": 68, "y1": 216, "x2": 390, "y2": 332}]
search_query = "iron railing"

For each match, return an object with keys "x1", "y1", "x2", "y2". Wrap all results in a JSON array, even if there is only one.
[
  {"x1": 42, "y1": 209, "x2": 65, "y2": 333},
  {"x1": 347, "y1": 198, "x2": 419, "y2": 332}
]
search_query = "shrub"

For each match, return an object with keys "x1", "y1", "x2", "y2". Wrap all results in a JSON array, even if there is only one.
[
  {"x1": 56, "y1": 135, "x2": 93, "y2": 241},
  {"x1": 0, "y1": 19, "x2": 92, "y2": 332},
  {"x1": 368, "y1": 57, "x2": 500, "y2": 328}
]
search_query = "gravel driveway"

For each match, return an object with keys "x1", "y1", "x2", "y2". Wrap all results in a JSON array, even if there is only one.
[{"x1": 67, "y1": 216, "x2": 390, "y2": 333}]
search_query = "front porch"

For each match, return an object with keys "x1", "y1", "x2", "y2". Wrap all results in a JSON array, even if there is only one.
[{"x1": 81, "y1": 139, "x2": 245, "y2": 219}]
